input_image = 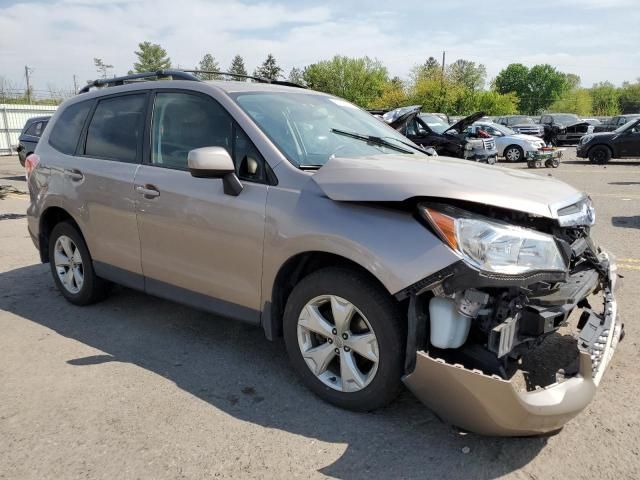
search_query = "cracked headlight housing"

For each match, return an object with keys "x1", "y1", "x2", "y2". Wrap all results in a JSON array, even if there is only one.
[{"x1": 419, "y1": 205, "x2": 567, "y2": 275}]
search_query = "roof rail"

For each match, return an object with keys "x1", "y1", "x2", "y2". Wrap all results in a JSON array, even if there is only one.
[
  {"x1": 78, "y1": 69, "x2": 305, "y2": 94},
  {"x1": 79, "y1": 69, "x2": 198, "y2": 94},
  {"x1": 182, "y1": 70, "x2": 306, "y2": 89}
]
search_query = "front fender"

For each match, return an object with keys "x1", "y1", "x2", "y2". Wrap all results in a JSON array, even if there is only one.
[{"x1": 262, "y1": 182, "x2": 459, "y2": 300}]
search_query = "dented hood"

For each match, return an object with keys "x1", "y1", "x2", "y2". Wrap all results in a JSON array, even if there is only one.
[{"x1": 312, "y1": 154, "x2": 584, "y2": 218}]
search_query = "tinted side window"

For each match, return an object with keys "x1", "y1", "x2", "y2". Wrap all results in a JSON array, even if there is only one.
[
  {"x1": 24, "y1": 121, "x2": 43, "y2": 137},
  {"x1": 85, "y1": 94, "x2": 146, "y2": 163},
  {"x1": 49, "y1": 101, "x2": 92, "y2": 154},
  {"x1": 151, "y1": 92, "x2": 233, "y2": 170}
]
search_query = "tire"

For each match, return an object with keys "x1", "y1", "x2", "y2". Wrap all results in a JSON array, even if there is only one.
[
  {"x1": 588, "y1": 145, "x2": 612, "y2": 164},
  {"x1": 504, "y1": 145, "x2": 524, "y2": 162},
  {"x1": 48, "y1": 221, "x2": 110, "y2": 305},
  {"x1": 283, "y1": 267, "x2": 405, "y2": 412}
]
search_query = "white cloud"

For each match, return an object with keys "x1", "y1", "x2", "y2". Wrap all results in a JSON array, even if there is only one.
[{"x1": 0, "y1": 0, "x2": 638, "y2": 93}]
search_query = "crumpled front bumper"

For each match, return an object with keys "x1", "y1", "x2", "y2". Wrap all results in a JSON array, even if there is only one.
[{"x1": 402, "y1": 253, "x2": 623, "y2": 436}]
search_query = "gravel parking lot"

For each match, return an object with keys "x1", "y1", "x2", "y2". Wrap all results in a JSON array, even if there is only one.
[{"x1": 1, "y1": 150, "x2": 639, "y2": 480}]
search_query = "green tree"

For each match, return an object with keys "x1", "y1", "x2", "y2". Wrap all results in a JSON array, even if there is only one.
[
  {"x1": 494, "y1": 63, "x2": 569, "y2": 114},
  {"x1": 474, "y1": 91, "x2": 519, "y2": 115},
  {"x1": 288, "y1": 67, "x2": 305, "y2": 85},
  {"x1": 195, "y1": 53, "x2": 221, "y2": 80},
  {"x1": 447, "y1": 59, "x2": 486, "y2": 91},
  {"x1": 228, "y1": 54, "x2": 248, "y2": 78},
  {"x1": 619, "y1": 80, "x2": 640, "y2": 113},
  {"x1": 302, "y1": 55, "x2": 389, "y2": 107},
  {"x1": 132, "y1": 41, "x2": 171, "y2": 73},
  {"x1": 94, "y1": 58, "x2": 113, "y2": 79},
  {"x1": 565, "y1": 73, "x2": 581, "y2": 90},
  {"x1": 254, "y1": 54, "x2": 282, "y2": 80},
  {"x1": 590, "y1": 82, "x2": 620, "y2": 116},
  {"x1": 370, "y1": 78, "x2": 407, "y2": 109},
  {"x1": 549, "y1": 88, "x2": 593, "y2": 116},
  {"x1": 410, "y1": 56, "x2": 441, "y2": 83}
]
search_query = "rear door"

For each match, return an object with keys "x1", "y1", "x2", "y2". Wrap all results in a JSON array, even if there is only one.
[
  {"x1": 71, "y1": 92, "x2": 148, "y2": 286},
  {"x1": 134, "y1": 90, "x2": 269, "y2": 323}
]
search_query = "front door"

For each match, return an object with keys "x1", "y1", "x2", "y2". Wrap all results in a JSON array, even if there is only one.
[
  {"x1": 134, "y1": 90, "x2": 268, "y2": 323},
  {"x1": 615, "y1": 121, "x2": 640, "y2": 157}
]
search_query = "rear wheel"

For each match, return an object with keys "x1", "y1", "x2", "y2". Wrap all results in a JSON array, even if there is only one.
[
  {"x1": 48, "y1": 221, "x2": 110, "y2": 305},
  {"x1": 588, "y1": 145, "x2": 611, "y2": 164},
  {"x1": 504, "y1": 145, "x2": 524, "y2": 162},
  {"x1": 283, "y1": 268, "x2": 404, "y2": 411}
]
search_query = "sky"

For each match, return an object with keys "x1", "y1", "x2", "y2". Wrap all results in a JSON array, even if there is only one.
[{"x1": 1, "y1": 0, "x2": 639, "y2": 95}]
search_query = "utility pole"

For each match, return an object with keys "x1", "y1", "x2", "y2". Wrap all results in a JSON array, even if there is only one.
[
  {"x1": 24, "y1": 65, "x2": 33, "y2": 103},
  {"x1": 73, "y1": 74, "x2": 78, "y2": 94},
  {"x1": 440, "y1": 51, "x2": 446, "y2": 112}
]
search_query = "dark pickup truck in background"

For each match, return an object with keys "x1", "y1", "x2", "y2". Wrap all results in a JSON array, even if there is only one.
[{"x1": 594, "y1": 114, "x2": 640, "y2": 132}]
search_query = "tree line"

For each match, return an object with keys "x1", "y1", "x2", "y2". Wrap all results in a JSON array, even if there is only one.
[{"x1": 4, "y1": 40, "x2": 639, "y2": 116}]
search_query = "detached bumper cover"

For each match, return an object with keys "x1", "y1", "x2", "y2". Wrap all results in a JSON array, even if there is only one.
[{"x1": 402, "y1": 253, "x2": 623, "y2": 436}]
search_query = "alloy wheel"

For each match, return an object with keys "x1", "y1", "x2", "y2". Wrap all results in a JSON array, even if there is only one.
[
  {"x1": 505, "y1": 147, "x2": 521, "y2": 162},
  {"x1": 297, "y1": 295, "x2": 379, "y2": 392},
  {"x1": 54, "y1": 235, "x2": 84, "y2": 294}
]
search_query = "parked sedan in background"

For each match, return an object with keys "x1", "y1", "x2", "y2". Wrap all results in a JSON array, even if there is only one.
[
  {"x1": 383, "y1": 107, "x2": 498, "y2": 163},
  {"x1": 495, "y1": 115, "x2": 544, "y2": 137},
  {"x1": 594, "y1": 114, "x2": 640, "y2": 133},
  {"x1": 16, "y1": 116, "x2": 50, "y2": 166},
  {"x1": 539, "y1": 113, "x2": 594, "y2": 145},
  {"x1": 467, "y1": 121, "x2": 546, "y2": 162}
]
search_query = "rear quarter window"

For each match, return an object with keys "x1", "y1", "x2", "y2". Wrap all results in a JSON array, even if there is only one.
[{"x1": 49, "y1": 101, "x2": 93, "y2": 154}]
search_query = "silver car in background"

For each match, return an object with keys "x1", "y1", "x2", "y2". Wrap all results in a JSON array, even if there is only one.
[{"x1": 25, "y1": 71, "x2": 623, "y2": 436}]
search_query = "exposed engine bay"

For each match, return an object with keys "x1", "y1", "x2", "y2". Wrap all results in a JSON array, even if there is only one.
[{"x1": 400, "y1": 201, "x2": 620, "y2": 390}]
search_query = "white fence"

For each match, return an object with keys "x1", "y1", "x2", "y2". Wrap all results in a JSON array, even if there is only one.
[{"x1": 0, "y1": 104, "x2": 58, "y2": 155}]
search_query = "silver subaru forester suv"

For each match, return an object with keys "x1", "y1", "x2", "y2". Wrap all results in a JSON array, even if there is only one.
[{"x1": 26, "y1": 70, "x2": 623, "y2": 436}]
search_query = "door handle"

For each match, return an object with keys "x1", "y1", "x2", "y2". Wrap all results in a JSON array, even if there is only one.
[
  {"x1": 135, "y1": 184, "x2": 160, "y2": 198},
  {"x1": 64, "y1": 168, "x2": 84, "y2": 181}
]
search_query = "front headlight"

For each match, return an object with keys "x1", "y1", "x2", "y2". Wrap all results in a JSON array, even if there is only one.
[{"x1": 419, "y1": 205, "x2": 567, "y2": 275}]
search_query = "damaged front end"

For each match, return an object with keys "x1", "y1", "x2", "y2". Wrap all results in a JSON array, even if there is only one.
[{"x1": 399, "y1": 200, "x2": 624, "y2": 436}]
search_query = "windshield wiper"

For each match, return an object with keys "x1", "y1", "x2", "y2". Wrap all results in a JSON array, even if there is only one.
[{"x1": 330, "y1": 128, "x2": 413, "y2": 154}]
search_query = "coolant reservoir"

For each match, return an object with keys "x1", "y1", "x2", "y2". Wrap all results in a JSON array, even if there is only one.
[{"x1": 429, "y1": 297, "x2": 471, "y2": 349}]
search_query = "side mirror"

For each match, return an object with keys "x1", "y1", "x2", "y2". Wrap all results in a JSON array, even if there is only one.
[{"x1": 188, "y1": 146, "x2": 243, "y2": 196}]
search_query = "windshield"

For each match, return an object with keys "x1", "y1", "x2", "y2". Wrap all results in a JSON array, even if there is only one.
[
  {"x1": 485, "y1": 122, "x2": 516, "y2": 135},
  {"x1": 552, "y1": 114, "x2": 580, "y2": 124},
  {"x1": 232, "y1": 92, "x2": 423, "y2": 167},
  {"x1": 419, "y1": 114, "x2": 450, "y2": 134},
  {"x1": 614, "y1": 119, "x2": 640, "y2": 133},
  {"x1": 506, "y1": 116, "x2": 534, "y2": 126}
]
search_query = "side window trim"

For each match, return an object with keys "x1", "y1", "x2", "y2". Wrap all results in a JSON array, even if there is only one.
[{"x1": 77, "y1": 91, "x2": 149, "y2": 163}]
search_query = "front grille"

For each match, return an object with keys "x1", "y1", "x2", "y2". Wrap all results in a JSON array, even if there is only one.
[
  {"x1": 514, "y1": 126, "x2": 541, "y2": 135},
  {"x1": 484, "y1": 139, "x2": 496, "y2": 150}
]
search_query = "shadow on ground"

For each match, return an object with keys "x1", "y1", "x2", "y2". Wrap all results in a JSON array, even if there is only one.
[
  {"x1": 612, "y1": 216, "x2": 640, "y2": 229},
  {"x1": 563, "y1": 160, "x2": 640, "y2": 166},
  {"x1": 0, "y1": 263, "x2": 548, "y2": 479}
]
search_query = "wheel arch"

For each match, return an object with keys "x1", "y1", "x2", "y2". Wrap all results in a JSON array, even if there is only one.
[
  {"x1": 263, "y1": 251, "x2": 401, "y2": 340},
  {"x1": 503, "y1": 143, "x2": 524, "y2": 159},
  {"x1": 587, "y1": 143, "x2": 614, "y2": 160},
  {"x1": 38, "y1": 206, "x2": 84, "y2": 263}
]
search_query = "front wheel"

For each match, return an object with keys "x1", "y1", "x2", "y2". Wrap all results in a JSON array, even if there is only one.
[
  {"x1": 504, "y1": 145, "x2": 524, "y2": 162},
  {"x1": 588, "y1": 145, "x2": 611, "y2": 164},
  {"x1": 283, "y1": 268, "x2": 404, "y2": 411}
]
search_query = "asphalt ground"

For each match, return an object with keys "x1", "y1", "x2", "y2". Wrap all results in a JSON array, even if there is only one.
[{"x1": 1, "y1": 150, "x2": 639, "y2": 479}]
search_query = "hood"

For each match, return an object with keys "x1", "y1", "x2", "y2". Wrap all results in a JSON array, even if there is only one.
[
  {"x1": 312, "y1": 154, "x2": 584, "y2": 219},
  {"x1": 447, "y1": 111, "x2": 486, "y2": 133},
  {"x1": 383, "y1": 105, "x2": 421, "y2": 129},
  {"x1": 513, "y1": 134, "x2": 544, "y2": 143}
]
